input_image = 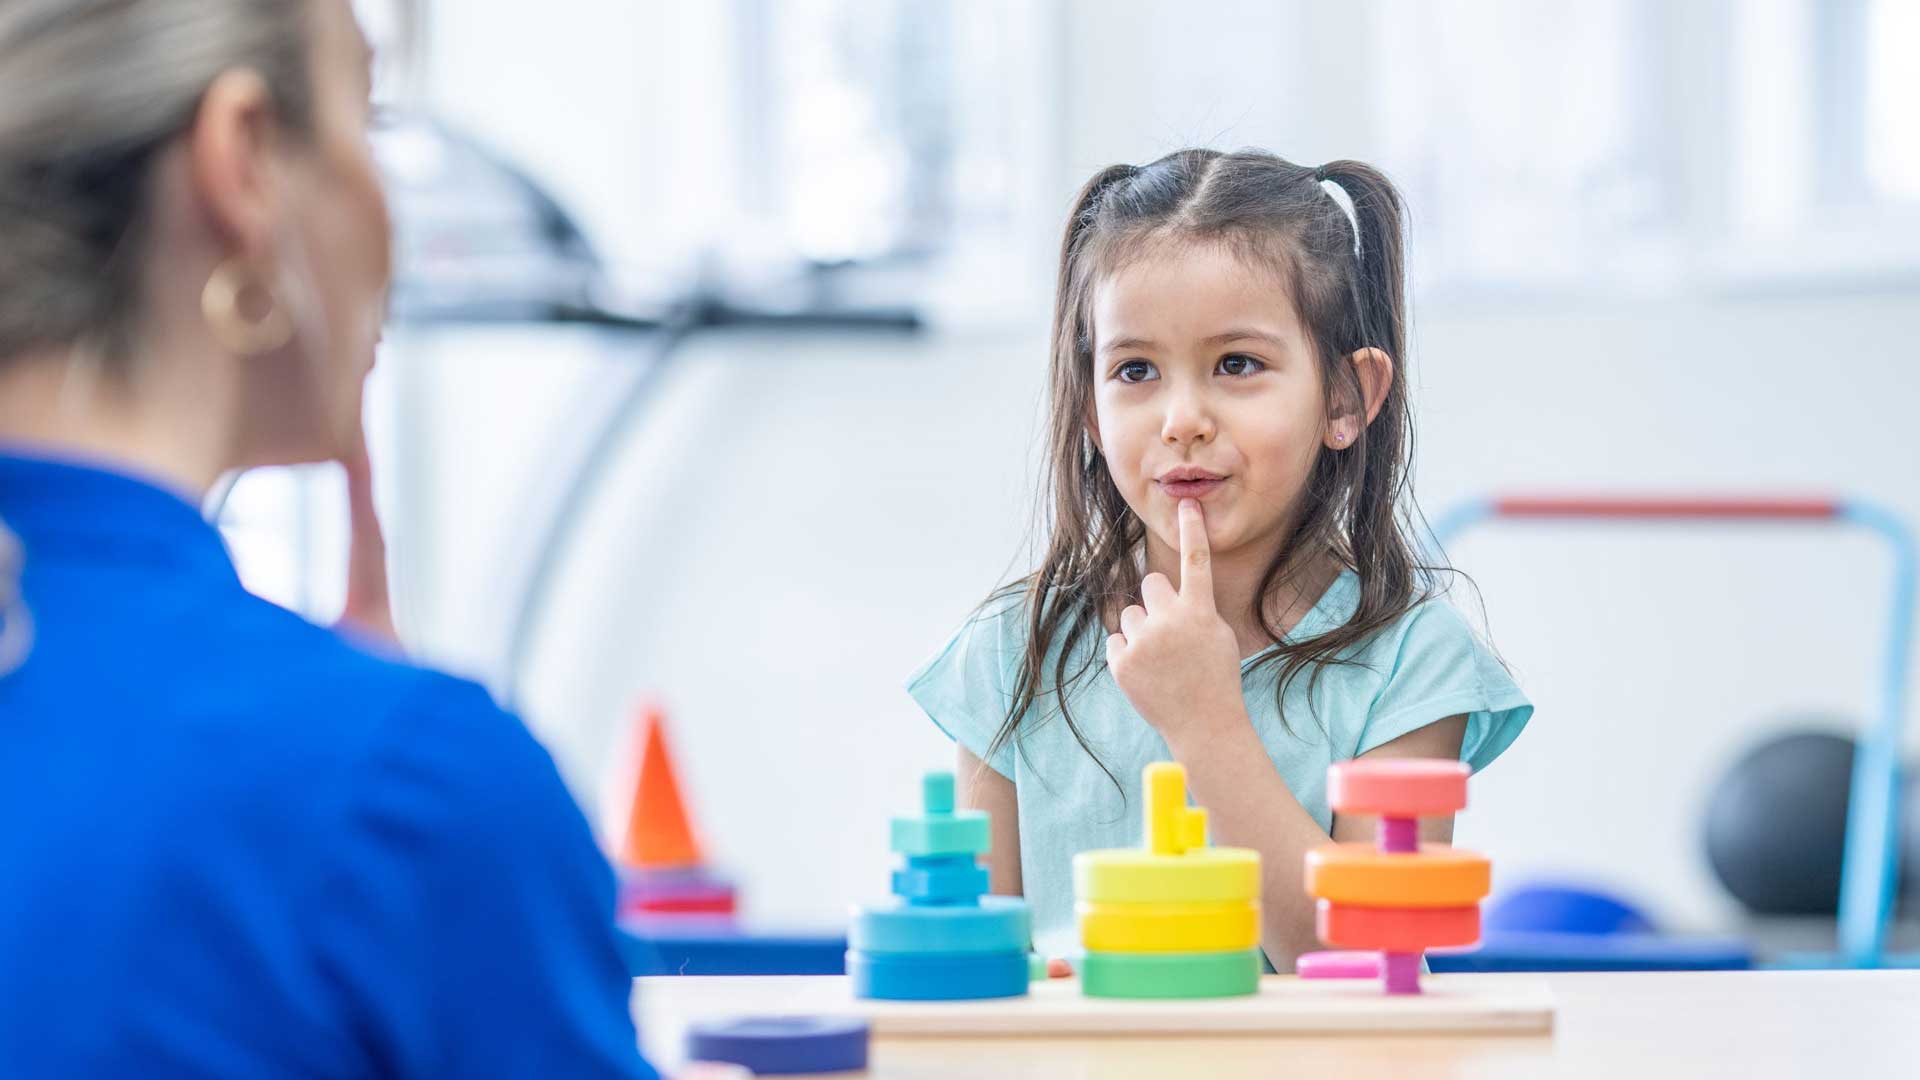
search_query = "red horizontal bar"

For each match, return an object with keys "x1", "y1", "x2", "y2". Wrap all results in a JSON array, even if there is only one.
[
  {"x1": 1491, "y1": 496, "x2": 1842, "y2": 521},
  {"x1": 622, "y1": 895, "x2": 738, "y2": 915}
]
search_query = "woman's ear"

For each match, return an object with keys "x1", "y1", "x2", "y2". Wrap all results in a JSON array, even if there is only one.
[
  {"x1": 187, "y1": 69, "x2": 283, "y2": 260},
  {"x1": 1325, "y1": 347, "x2": 1394, "y2": 450}
]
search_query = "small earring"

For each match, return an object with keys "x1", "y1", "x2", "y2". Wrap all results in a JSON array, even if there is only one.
[
  {"x1": 1332, "y1": 430, "x2": 1349, "y2": 446},
  {"x1": 202, "y1": 258, "x2": 293, "y2": 357}
]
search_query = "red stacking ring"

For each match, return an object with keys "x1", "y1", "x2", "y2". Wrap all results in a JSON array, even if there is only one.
[{"x1": 1316, "y1": 900, "x2": 1481, "y2": 952}]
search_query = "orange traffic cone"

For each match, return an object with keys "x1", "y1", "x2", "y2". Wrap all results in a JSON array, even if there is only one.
[
  {"x1": 613, "y1": 701, "x2": 739, "y2": 922},
  {"x1": 620, "y1": 702, "x2": 705, "y2": 870}
]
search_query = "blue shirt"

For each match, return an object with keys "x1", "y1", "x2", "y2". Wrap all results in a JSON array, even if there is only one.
[
  {"x1": 0, "y1": 452, "x2": 655, "y2": 1078},
  {"x1": 908, "y1": 572, "x2": 1532, "y2": 959}
]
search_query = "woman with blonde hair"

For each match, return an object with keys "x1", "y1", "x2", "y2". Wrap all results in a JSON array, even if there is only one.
[{"x1": 0, "y1": 2, "x2": 655, "y2": 1074}]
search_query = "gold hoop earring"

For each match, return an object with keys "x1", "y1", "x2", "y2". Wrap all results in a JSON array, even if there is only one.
[{"x1": 202, "y1": 258, "x2": 293, "y2": 356}]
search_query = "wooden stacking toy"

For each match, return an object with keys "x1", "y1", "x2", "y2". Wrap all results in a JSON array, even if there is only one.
[
  {"x1": 848, "y1": 772, "x2": 1031, "y2": 1000},
  {"x1": 1072, "y1": 762, "x2": 1262, "y2": 999},
  {"x1": 1302, "y1": 759, "x2": 1490, "y2": 995},
  {"x1": 614, "y1": 703, "x2": 738, "y2": 920}
]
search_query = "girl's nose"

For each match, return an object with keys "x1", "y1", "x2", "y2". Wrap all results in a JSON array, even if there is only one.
[{"x1": 1160, "y1": 384, "x2": 1216, "y2": 447}]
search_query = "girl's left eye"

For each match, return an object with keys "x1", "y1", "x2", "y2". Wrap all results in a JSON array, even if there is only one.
[{"x1": 1217, "y1": 354, "x2": 1266, "y2": 376}]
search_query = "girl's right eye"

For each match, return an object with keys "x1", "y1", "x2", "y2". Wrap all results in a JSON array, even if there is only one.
[{"x1": 1115, "y1": 360, "x2": 1158, "y2": 384}]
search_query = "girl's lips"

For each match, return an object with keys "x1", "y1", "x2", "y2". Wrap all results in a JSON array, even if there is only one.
[{"x1": 1158, "y1": 477, "x2": 1224, "y2": 498}]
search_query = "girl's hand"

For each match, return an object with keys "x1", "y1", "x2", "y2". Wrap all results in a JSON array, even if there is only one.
[
  {"x1": 1105, "y1": 499, "x2": 1247, "y2": 743},
  {"x1": 337, "y1": 427, "x2": 400, "y2": 649}
]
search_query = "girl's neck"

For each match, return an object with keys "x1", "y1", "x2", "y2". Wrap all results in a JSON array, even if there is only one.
[{"x1": 1142, "y1": 532, "x2": 1341, "y2": 659}]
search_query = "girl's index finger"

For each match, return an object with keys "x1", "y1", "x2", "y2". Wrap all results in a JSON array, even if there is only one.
[{"x1": 1177, "y1": 498, "x2": 1214, "y2": 606}]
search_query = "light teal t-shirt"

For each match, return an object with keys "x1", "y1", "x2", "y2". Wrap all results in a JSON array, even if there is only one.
[{"x1": 905, "y1": 570, "x2": 1532, "y2": 961}]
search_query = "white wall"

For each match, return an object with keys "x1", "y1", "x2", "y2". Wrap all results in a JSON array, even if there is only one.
[
  {"x1": 387, "y1": 284, "x2": 1920, "y2": 932},
  {"x1": 419, "y1": 0, "x2": 745, "y2": 271},
  {"x1": 377, "y1": 0, "x2": 1920, "y2": 933},
  {"x1": 1416, "y1": 289, "x2": 1920, "y2": 930}
]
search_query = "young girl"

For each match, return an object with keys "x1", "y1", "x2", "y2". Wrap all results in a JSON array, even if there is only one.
[{"x1": 908, "y1": 149, "x2": 1532, "y2": 970}]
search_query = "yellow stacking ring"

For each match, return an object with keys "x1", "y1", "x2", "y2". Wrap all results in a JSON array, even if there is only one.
[
  {"x1": 1303, "y1": 844, "x2": 1491, "y2": 908},
  {"x1": 1074, "y1": 848, "x2": 1261, "y2": 905},
  {"x1": 1078, "y1": 900, "x2": 1261, "y2": 953},
  {"x1": 1076, "y1": 764, "x2": 1260, "y2": 904}
]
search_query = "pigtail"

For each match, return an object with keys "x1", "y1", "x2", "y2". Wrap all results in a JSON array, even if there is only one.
[
  {"x1": 1314, "y1": 161, "x2": 1407, "y2": 366},
  {"x1": 1312, "y1": 160, "x2": 1418, "y2": 634},
  {"x1": 1052, "y1": 164, "x2": 1139, "y2": 353}
]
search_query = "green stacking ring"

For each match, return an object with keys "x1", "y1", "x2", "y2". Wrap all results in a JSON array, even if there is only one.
[{"x1": 1079, "y1": 949, "x2": 1262, "y2": 999}]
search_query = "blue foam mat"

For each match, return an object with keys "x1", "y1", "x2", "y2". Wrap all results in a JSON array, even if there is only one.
[{"x1": 1428, "y1": 930, "x2": 1754, "y2": 973}]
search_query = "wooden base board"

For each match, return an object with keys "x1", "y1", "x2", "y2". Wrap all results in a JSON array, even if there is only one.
[{"x1": 637, "y1": 973, "x2": 1556, "y2": 1039}]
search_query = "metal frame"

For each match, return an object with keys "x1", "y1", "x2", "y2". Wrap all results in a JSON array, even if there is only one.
[{"x1": 1432, "y1": 495, "x2": 1916, "y2": 968}]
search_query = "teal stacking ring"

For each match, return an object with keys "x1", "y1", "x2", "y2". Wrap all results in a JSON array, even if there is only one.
[
  {"x1": 889, "y1": 812, "x2": 991, "y2": 858},
  {"x1": 849, "y1": 895, "x2": 1029, "y2": 954}
]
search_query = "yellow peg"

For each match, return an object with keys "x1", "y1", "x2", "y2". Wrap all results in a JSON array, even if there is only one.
[
  {"x1": 1182, "y1": 807, "x2": 1208, "y2": 851},
  {"x1": 1077, "y1": 762, "x2": 1260, "y2": 906},
  {"x1": 1145, "y1": 762, "x2": 1186, "y2": 856}
]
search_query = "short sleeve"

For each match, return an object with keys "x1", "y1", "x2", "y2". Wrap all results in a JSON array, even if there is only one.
[
  {"x1": 315, "y1": 675, "x2": 657, "y2": 1079},
  {"x1": 1353, "y1": 600, "x2": 1533, "y2": 773},
  {"x1": 907, "y1": 597, "x2": 1023, "y2": 778}
]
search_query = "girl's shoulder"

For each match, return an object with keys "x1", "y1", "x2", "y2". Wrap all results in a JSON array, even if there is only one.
[
  {"x1": 1295, "y1": 573, "x2": 1531, "y2": 770},
  {"x1": 1293, "y1": 571, "x2": 1495, "y2": 669},
  {"x1": 906, "y1": 584, "x2": 1107, "y2": 776}
]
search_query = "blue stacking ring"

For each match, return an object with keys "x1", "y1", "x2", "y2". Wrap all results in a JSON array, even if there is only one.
[
  {"x1": 848, "y1": 949, "x2": 1030, "y2": 1000},
  {"x1": 850, "y1": 895, "x2": 1029, "y2": 954},
  {"x1": 905, "y1": 854, "x2": 981, "y2": 872},
  {"x1": 685, "y1": 1016, "x2": 869, "y2": 1074},
  {"x1": 891, "y1": 859, "x2": 990, "y2": 904}
]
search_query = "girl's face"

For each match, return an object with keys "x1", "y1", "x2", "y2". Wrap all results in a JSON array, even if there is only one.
[{"x1": 1088, "y1": 240, "x2": 1334, "y2": 568}]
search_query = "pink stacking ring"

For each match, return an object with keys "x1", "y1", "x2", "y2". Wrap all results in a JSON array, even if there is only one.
[{"x1": 1328, "y1": 759, "x2": 1470, "y2": 817}]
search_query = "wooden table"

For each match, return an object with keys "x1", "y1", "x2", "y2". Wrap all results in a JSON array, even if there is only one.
[{"x1": 635, "y1": 970, "x2": 1920, "y2": 1078}]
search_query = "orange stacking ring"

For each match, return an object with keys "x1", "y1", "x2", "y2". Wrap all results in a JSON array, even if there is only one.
[
  {"x1": 1316, "y1": 900, "x2": 1481, "y2": 952},
  {"x1": 1327, "y1": 759, "x2": 1469, "y2": 818},
  {"x1": 1304, "y1": 844, "x2": 1490, "y2": 908}
]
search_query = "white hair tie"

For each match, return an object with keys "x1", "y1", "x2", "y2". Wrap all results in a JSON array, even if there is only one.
[{"x1": 1318, "y1": 178, "x2": 1362, "y2": 258}]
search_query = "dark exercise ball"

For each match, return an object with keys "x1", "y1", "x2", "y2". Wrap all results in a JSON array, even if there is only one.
[
  {"x1": 1705, "y1": 730, "x2": 1857, "y2": 915},
  {"x1": 1906, "y1": 771, "x2": 1920, "y2": 904}
]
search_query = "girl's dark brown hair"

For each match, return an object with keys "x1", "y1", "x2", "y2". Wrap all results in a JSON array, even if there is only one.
[{"x1": 982, "y1": 148, "x2": 1432, "y2": 786}]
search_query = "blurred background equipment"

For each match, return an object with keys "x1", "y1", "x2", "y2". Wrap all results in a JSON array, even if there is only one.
[
  {"x1": 1434, "y1": 494, "x2": 1915, "y2": 969},
  {"x1": 1705, "y1": 728, "x2": 1860, "y2": 917},
  {"x1": 210, "y1": 0, "x2": 1920, "y2": 963}
]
